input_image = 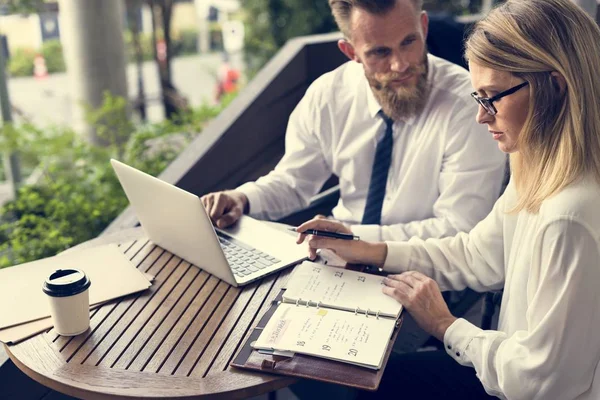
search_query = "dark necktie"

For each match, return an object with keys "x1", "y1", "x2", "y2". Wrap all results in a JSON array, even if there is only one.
[{"x1": 362, "y1": 112, "x2": 394, "y2": 225}]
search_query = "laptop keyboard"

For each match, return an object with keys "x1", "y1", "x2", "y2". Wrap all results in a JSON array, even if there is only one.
[{"x1": 217, "y1": 234, "x2": 281, "y2": 279}]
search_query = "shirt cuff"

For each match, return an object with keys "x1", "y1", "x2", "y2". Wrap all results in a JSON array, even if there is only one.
[
  {"x1": 443, "y1": 318, "x2": 483, "y2": 366},
  {"x1": 350, "y1": 224, "x2": 382, "y2": 242},
  {"x1": 236, "y1": 182, "x2": 264, "y2": 218},
  {"x1": 382, "y1": 241, "x2": 413, "y2": 273}
]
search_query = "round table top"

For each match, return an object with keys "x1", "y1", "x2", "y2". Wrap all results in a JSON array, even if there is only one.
[{"x1": 5, "y1": 230, "x2": 296, "y2": 399}]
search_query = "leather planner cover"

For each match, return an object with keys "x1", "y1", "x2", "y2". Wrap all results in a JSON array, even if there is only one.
[{"x1": 231, "y1": 289, "x2": 402, "y2": 391}]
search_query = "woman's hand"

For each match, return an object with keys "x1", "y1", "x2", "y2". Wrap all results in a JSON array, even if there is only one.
[
  {"x1": 295, "y1": 217, "x2": 388, "y2": 267},
  {"x1": 382, "y1": 271, "x2": 457, "y2": 341}
]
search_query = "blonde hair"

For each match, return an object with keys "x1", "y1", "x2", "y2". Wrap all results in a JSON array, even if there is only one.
[
  {"x1": 465, "y1": 0, "x2": 600, "y2": 213},
  {"x1": 329, "y1": 0, "x2": 423, "y2": 38}
]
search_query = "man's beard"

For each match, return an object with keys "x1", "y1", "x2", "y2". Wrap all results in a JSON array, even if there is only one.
[{"x1": 366, "y1": 53, "x2": 430, "y2": 121}]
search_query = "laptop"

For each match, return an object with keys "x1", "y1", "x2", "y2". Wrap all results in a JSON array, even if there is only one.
[{"x1": 110, "y1": 159, "x2": 308, "y2": 287}]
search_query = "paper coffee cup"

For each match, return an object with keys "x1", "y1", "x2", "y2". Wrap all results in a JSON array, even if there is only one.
[{"x1": 42, "y1": 269, "x2": 91, "y2": 336}]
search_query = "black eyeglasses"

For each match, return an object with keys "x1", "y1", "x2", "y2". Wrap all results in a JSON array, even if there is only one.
[{"x1": 471, "y1": 81, "x2": 529, "y2": 116}]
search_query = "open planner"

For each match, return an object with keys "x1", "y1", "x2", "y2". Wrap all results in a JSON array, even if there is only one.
[{"x1": 232, "y1": 261, "x2": 403, "y2": 390}]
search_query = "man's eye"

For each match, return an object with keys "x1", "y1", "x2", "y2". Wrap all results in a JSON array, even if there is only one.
[
  {"x1": 402, "y1": 38, "x2": 416, "y2": 46},
  {"x1": 373, "y1": 49, "x2": 390, "y2": 57}
]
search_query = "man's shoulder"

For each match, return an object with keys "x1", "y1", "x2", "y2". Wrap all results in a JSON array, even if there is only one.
[
  {"x1": 306, "y1": 61, "x2": 363, "y2": 104},
  {"x1": 428, "y1": 54, "x2": 475, "y2": 107}
]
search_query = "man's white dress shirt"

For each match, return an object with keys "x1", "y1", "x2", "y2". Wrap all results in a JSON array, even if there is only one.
[
  {"x1": 384, "y1": 177, "x2": 600, "y2": 400},
  {"x1": 238, "y1": 54, "x2": 506, "y2": 241}
]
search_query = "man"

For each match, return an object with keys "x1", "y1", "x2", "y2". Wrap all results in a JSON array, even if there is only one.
[{"x1": 201, "y1": 0, "x2": 505, "y2": 243}]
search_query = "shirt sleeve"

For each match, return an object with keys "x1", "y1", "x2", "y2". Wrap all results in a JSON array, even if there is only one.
[
  {"x1": 382, "y1": 180, "x2": 509, "y2": 293},
  {"x1": 351, "y1": 102, "x2": 506, "y2": 242},
  {"x1": 444, "y1": 219, "x2": 600, "y2": 400},
  {"x1": 236, "y1": 82, "x2": 333, "y2": 221}
]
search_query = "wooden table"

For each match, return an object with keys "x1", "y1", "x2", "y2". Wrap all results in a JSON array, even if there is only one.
[{"x1": 4, "y1": 230, "x2": 297, "y2": 399}]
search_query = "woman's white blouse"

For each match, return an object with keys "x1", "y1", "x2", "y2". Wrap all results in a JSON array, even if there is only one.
[{"x1": 384, "y1": 177, "x2": 600, "y2": 400}]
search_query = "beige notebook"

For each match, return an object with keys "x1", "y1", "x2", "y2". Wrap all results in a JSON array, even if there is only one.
[
  {"x1": 253, "y1": 261, "x2": 402, "y2": 370},
  {"x1": 0, "y1": 273, "x2": 154, "y2": 344},
  {"x1": 0, "y1": 244, "x2": 152, "y2": 329}
]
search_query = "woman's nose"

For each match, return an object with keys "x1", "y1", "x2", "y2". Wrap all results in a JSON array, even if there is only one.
[{"x1": 476, "y1": 104, "x2": 493, "y2": 125}]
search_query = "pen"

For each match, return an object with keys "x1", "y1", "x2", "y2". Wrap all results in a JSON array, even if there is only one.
[{"x1": 288, "y1": 227, "x2": 360, "y2": 241}]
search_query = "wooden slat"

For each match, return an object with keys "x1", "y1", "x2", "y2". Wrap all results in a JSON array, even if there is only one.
[
  {"x1": 60, "y1": 302, "x2": 121, "y2": 361},
  {"x1": 71, "y1": 249, "x2": 171, "y2": 365},
  {"x1": 167, "y1": 283, "x2": 240, "y2": 376},
  {"x1": 195, "y1": 273, "x2": 280, "y2": 377},
  {"x1": 112, "y1": 262, "x2": 199, "y2": 370},
  {"x1": 10, "y1": 334, "x2": 295, "y2": 400},
  {"x1": 95, "y1": 256, "x2": 188, "y2": 368},
  {"x1": 143, "y1": 274, "x2": 221, "y2": 373},
  {"x1": 178, "y1": 283, "x2": 260, "y2": 377},
  {"x1": 127, "y1": 270, "x2": 211, "y2": 372},
  {"x1": 208, "y1": 269, "x2": 293, "y2": 375}
]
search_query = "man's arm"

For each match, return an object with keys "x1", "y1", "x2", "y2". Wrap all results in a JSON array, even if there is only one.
[
  {"x1": 236, "y1": 82, "x2": 334, "y2": 221},
  {"x1": 351, "y1": 102, "x2": 506, "y2": 242}
]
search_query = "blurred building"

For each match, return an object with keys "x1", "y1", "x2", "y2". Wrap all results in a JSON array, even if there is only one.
[{"x1": 0, "y1": 0, "x2": 241, "y2": 56}]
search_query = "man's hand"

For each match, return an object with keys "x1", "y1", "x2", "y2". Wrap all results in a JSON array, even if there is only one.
[
  {"x1": 295, "y1": 217, "x2": 387, "y2": 266},
  {"x1": 382, "y1": 271, "x2": 457, "y2": 341},
  {"x1": 200, "y1": 190, "x2": 248, "y2": 228}
]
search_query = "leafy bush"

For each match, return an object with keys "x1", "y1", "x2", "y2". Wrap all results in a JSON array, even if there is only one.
[
  {"x1": 8, "y1": 48, "x2": 35, "y2": 77},
  {"x1": 173, "y1": 29, "x2": 198, "y2": 56},
  {"x1": 41, "y1": 40, "x2": 66, "y2": 73},
  {"x1": 7, "y1": 40, "x2": 66, "y2": 77},
  {"x1": 0, "y1": 92, "x2": 236, "y2": 269}
]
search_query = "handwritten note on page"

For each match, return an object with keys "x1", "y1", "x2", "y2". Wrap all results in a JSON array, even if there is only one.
[
  {"x1": 283, "y1": 261, "x2": 402, "y2": 319},
  {"x1": 253, "y1": 303, "x2": 395, "y2": 369}
]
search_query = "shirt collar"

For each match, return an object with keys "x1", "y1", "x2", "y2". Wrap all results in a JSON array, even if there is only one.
[{"x1": 363, "y1": 55, "x2": 432, "y2": 126}]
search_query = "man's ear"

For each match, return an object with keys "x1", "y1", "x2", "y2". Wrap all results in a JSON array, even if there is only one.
[
  {"x1": 420, "y1": 11, "x2": 429, "y2": 40},
  {"x1": 338, "y1": 39, "x2": 360, "y2": 63},
  {"x1": 550, "y1": 71, "x2": 567, "y2": 96}
]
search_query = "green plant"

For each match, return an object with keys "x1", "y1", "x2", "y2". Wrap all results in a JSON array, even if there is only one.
[
  {"x1": 0, "y1": 92, "x2": 237, "y2": 269},
  {"x1": 7, "y1": 48, "x2": 35, "y2": 77},
  {"x1": 41, "y1": 40, "x2": 66, "y2": 73},
  {"x1": 7, "y1": 41, "x2": 66, "y2": 77},
  {"x1": 85, "y1": 91, "x2": 136, "y2": 150},
  {"x1": 173, "y1": 29, "x2": 198, "y2": 56},
  {"x1": 241, "y1": 0, "x2": 337, "y2": 77},
  {"x1": 124, "y1": 30, "x2": 156, "y2": 62}
]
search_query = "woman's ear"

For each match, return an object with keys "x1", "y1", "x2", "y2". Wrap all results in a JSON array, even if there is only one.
[{"x1": 550, "y1": 71, "x2": 567, "y2": 96}]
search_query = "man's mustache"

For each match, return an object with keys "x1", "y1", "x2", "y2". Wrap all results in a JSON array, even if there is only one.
[{"x1": 376, "y1": 64, "x2": 427, "y2": 87}]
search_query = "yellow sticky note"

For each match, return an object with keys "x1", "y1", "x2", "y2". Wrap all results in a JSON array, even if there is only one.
[{"x1": 317, "y1": 309, "x2": 328, "y2": 316}]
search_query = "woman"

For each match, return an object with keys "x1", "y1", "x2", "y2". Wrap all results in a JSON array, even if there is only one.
[{"x1": 295, "y1": 0, "x2": 600, "y2": 398}]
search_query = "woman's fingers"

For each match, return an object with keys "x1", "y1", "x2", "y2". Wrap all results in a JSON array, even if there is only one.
[
  {"x1": 407, "y1": 271, "x2": 427, "y2": 281},
  {"x1": 385, "y1": 273, "x2": 421, "y2": 288},
  {"x1": 382, "y1": 272, "x2": 426, "y2": 304},
  {"x1": 307, "y1": 235, "x2": 344, "y2": 251},
  {"x1": 296, "y1": 217, "x2": 350, "y2": 234},
  {"x1": 381, "y1": 278, "x2": 411, "y2": 303}
]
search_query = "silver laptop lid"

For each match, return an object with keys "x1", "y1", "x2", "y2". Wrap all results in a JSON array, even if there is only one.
[{"x1": 110, "y1": 159, "x2": 238, "y2": 286}]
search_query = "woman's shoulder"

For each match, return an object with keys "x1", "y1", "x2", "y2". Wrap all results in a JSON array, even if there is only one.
[{"x1": 539, "y1": 176, "x2": 600, "y2": 230}]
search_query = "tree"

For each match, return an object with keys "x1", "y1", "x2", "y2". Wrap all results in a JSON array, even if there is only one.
[
  {"x1": 147, "y1": 0, "x2": 189, "y2": 121},
  {"x1": 125, "y1": 0, "x2": 147, "y2": 122},
  {"x1": 2, "y1": 0, "x2": 45, "y2": 13},
  {"x1": 241, "y1": 0, "x2": 337, "y2": 77}
]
